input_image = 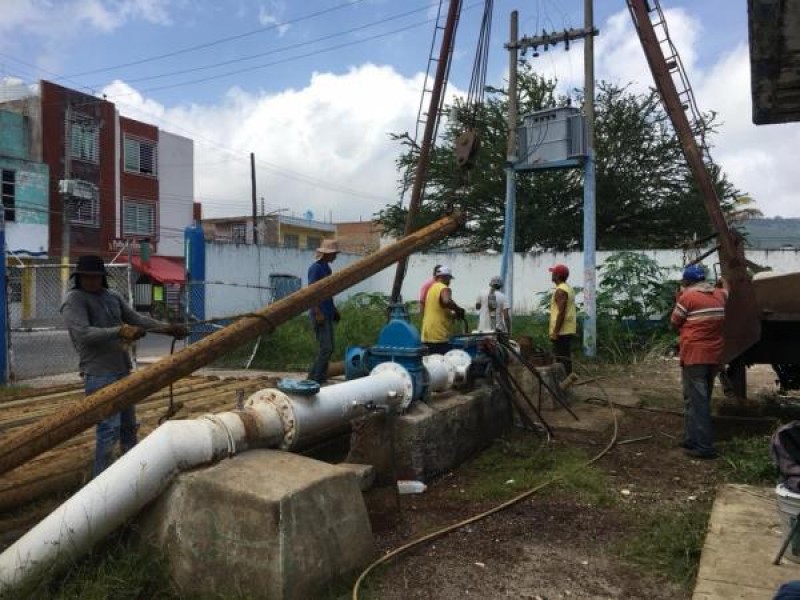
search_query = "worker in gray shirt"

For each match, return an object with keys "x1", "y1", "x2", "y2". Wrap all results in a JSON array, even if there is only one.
[{"x1": 61, "y1": 255, "x2": 187, "y2": 475}]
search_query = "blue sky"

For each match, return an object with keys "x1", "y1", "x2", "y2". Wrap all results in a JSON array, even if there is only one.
[{"x1": 0, "y1": 0, "x2": 797, "y2": 221}]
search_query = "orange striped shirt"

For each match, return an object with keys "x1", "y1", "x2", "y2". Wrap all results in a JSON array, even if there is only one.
[
  {"x1": 670, "y1": 283, "x2": 728, "y2": 365},
  {"x1": 670, "y1": 284, "x2": 729, "y2": 365}
]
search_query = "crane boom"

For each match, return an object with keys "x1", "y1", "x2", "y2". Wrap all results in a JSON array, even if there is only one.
[{"x1": 626, "y1": 0, "x2": 760, "y2": 364}]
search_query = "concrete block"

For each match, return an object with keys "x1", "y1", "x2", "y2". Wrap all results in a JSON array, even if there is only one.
[
  {"x1": 138, "y1": 450, "x2": 376, "y2": 600},
  {"x1": 347, "y1": 385, "x2": 511, "y2": 482},
  {"x1": 337, "y1": 463, "x2": 376, "y2": 491}
]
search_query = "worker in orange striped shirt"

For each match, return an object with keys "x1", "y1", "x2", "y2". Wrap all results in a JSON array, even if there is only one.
[{"x1": 670, "y1": 264, "x2": 729, "y2": 460}]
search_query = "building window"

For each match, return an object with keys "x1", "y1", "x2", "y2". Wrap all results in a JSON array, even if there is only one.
[
  {"x1": 306, "y1": 236, "x2": 321, "y2": 251},
  {"x1": 283, "y1": 234, "x2": 299, "y2": 249},
  {"x1": 123, "y1": 198, "x2": 156, "y2": 236},
  {"x1": 70, "y1": 194, "x2": 100, "y2": 227},
  {"x1": 69, "y1": 114, "x2": 100, "y2": 164},
  {"x1": 124, "y1": 136, "x2": 158, "y2": 176},
  {"x1": 1, "y1": 169, "x2": 15, "y2": 222},
  {"x1": 231, "y1": 222, "x2": 247, "y2": 244}
]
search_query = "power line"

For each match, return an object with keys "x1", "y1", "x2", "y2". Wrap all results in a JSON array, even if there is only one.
[
  {"x1": 113, "y1": 2, "x2": 436, "y2": 87},
  {"x1": 60, "y1": 0, "x2": 367, "y2": 80}
]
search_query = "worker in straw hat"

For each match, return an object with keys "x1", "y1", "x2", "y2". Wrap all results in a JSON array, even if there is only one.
[
  {"x1": 60, "y1": 255, "x2": 187, "y2": 476},
  {"x1": 307, "y1": 239, "x2": 341, "y2": 383}
]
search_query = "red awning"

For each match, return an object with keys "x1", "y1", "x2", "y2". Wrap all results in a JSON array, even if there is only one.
[{"x1": 130, "y1": 256, "x2": 186, "y2": 284}]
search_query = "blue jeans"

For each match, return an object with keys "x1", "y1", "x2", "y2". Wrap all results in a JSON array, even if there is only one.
[
  {"x1": 85, "y1": 372, "x2": 135, "y2": 476},
  {"x1": 308, "y1": 319, "x2": 334, "y2": 383},
  {"x1": 682, "y1": 364, "x2": 716, "y2": 455}
]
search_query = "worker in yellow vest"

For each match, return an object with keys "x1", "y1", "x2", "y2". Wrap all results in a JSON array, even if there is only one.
[
  {"x1": 548, "y1": 263, "x2": 577, "y2": 375},
  {"x1": 421, "y1": 265, "x2": 465, "y2": 355}
]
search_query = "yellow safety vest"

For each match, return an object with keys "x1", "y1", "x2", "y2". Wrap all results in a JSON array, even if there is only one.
[
  {"x1": 549, "y1": 282, "x2": 577, "y2": 336},
  {"x1": 422, "y1": 281, "x2": 452, "y2": 343}
]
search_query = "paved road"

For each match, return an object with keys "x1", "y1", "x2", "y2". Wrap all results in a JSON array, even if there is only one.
[{"x1": 10, "y1": 329, "x2": 183, "y2": 381}]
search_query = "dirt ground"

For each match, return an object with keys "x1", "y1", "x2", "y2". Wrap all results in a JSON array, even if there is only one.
[{"x1": 356, "y1": 361, "x2": 779, "y2": 600}]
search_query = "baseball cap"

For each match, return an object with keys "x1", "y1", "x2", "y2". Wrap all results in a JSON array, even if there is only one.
[
  {"x1": 682, "y1": 264, "x2": 706, "y2": 283},
  {"x1": 438, "y1": 265, "x2": 454, "y2": 278},
  {"x1": 549, "y1": 264, "x2": 569, "y2": 279}
]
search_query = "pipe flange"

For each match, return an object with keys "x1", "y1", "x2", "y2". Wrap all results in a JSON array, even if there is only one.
[
  {"x1": 247, "y1": 388, "x2": 296, "y2": 450},
  {"x1": 423, "y1": 354, "x2": 455, "y2": 388},
  {"x1": 444, "y1": 349, "x2": 472, "y2": 383},
  {"x1": 371, "y1": 362, "x2": 414, "y2": 411}
]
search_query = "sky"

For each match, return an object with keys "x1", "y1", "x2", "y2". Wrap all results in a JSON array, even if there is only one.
[{"x1": 0, "y1": 0, "x2": 797, "y2": 223}]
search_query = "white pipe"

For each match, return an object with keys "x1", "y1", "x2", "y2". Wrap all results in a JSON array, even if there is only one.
[
  {"x1": 249, "y1": 362, "x2": 414, "y2": 449},
  {"x1": 424, "y1": 354, "x2": 454, "y2": 392},
  {"x1": 0, "y1": 357, "x2": 462, "y2": 591},
  {"x1": 0, "y1": 400, "x2": 284, "y2": 590}
]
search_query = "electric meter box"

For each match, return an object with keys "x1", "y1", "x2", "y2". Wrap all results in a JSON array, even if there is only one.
[{"x1": 516, "y1": 107, "x2": 587, "y2": 170}]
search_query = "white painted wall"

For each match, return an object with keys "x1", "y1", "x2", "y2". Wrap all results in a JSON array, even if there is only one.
[
  {"x1": 204, "y1": 244, "x2": 800, "y2": 317},
  {"x1": 204, "y1": 243, "x2": 387, "y2": 319},
  {"x1": 158, "y1": 131, "x2": 194, "y2": 258}
]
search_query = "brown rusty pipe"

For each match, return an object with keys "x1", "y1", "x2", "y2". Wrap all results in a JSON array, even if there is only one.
[{"x1": 0, "y1": 212, "x2": 465, "y2": 477}]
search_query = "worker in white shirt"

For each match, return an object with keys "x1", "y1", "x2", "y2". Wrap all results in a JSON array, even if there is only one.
[{"x1": 475, "y1": 276, "x2": 510, "y2": 334}]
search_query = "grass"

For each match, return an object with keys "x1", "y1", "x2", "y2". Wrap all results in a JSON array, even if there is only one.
[
  {"x1": 718, "y1": 434, "x2": 776, "y2": 486},
  {"x1": 3, "y1": 531, "x2": 180, "y2": 600},
  {"x1": 619, "y1": 503, "x2": 712, "y2": 588},
  {"x1": 450, "y1": 434, "x2": 615, "y2": 506}
]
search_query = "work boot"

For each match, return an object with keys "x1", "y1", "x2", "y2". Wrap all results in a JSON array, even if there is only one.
[{"x1": 684, "y1": 447, "x2": 718, "y2": 460}]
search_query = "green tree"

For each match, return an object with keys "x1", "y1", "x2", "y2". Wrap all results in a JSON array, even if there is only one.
[{"x1": 379, "y1": 66, "x2": 749, "y2": 252}]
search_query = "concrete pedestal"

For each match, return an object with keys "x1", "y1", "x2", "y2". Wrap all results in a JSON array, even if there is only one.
[
  {"x1": 138, "y1": 450, "x2": 375, "y2": 600},
  {"x1": 347, "y1": 385, "x2": 512, "y2": 482}
]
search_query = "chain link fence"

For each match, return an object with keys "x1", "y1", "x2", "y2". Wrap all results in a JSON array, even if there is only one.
[{"x1": 8, "y1": 262, "x2": 132, "y2": 381}]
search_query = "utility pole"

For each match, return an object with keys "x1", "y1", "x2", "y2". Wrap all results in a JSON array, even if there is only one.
[
  {"x1": 501, "y1": 10, "x2": 519, "y2": 316},
  {"x1": 250, "y1": 152, "x2": 258, "y2": 246},
  {"x1": 582, "y1": 0, "x2": 597, "y2": 357},
  {"x1": 61, "y1": 103, "x2": 72, "y2": 293}
]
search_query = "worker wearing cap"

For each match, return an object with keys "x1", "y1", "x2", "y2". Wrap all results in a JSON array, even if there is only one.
[
  {"x1": 670, "y1": 264, "x2": 729, "y2": 460},
  {"x1": 419, "y1": 264, "x2": 442, "y2": 316},
  {"x1": 476, "y1": 276, "x2": 510, "y2": 334},
  {"x1": 549, "y1": 263, "x2": 577, "y2": 375},
  {"x1": 307, "y1": 239, "x2": 341, "y2": 383},
  {"x1": 421, "y1": 265, "x2": 465, "y2": 355},
  {"x1": 61, "y1": 255, "x2": 187, "y2": 476}
]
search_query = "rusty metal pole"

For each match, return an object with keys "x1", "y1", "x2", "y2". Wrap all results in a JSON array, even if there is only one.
[
  {"x1": 627, "y1": 0, "x2": 760, "y2": 364},
  {"x1": 0, "y1": 212, "x2": 464, "y2": 477},
  {"x1": 390, "y1": 0, "x2": 462, "y2": 303}
]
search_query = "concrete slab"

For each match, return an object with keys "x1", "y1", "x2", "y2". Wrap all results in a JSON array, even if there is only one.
[
  {"x1": 347, "y1": 385, "x2": 511, "y2": 482},
  {"x1": 693, "y1": 484, "x2": 796, "y2": 600},
  {"x1": 338, "y1": 463, "x2": 376, "y2": 491},
  {"x1": 139, "y1": 450, "x2": 376, "y2": 600}
]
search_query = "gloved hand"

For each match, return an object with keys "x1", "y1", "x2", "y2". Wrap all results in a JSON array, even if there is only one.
[
  {"x1": 454, "y1": 307, "x2": 466, "y2": 320},
  {"x1": 165, "y1": 324, "x2": 188, "y2": 340},
  {"x1": 119, "y1": 324, "x2": 146, "y2": 342}
]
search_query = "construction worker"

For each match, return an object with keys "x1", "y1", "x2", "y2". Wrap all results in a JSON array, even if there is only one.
[
  {"x1": 548, "y1": 263, "x2": 577, "y2": 375},
  {"x1": 307, "y1": 239, "x2": 341, "y2": 383},
  {"x1": 419, "y1": 264, "x2": 442, "y2": 315},
  {"x1": 476, "y1": 275, "x2": 510, "y2": 334},
  {"x1": 61, "y1": 255, "x2": 187, "y2": 476},
  {"x1": 421, "y1": 265, "x2": 465, "y2": 355},
  {"x1": 670, "y1": 264, "x2": 729, "y2": 460}
]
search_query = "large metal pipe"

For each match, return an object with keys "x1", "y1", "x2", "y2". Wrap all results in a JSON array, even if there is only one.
[
  {"x1": 0, "y1": 363, "x2": 418, "y2": 591},
  {"x1": 0, "y1": 212, "x2": 464, "y2": 477}
]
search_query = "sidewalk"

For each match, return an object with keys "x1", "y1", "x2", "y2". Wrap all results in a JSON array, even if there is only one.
[{"x1": 693, "y1": 484, "x2": 799, "y2": 599}]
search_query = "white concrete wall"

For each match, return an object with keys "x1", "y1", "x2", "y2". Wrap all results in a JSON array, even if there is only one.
[
  {"x1": 204, "y1": 243, "x2": 387, "y2": 319},
  {"x1": 158, "y1": 131, "x2": 194, "y2": 258},
  {"x1": 205, "y1": 245, "x2": 800, "y2": 317}
]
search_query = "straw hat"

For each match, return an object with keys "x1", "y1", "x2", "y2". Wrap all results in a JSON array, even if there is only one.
[{"x1": 316, "y1": 239, "x2": 339, "y2": 254}]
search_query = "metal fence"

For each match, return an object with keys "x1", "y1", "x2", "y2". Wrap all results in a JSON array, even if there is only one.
[{"x1": 7, "y1": 262, "x2": 132, "y2": 381}]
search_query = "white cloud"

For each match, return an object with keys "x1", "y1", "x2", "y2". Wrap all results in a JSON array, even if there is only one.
[
  {"x1": 103, "y1": 64, "x2": 442, "y2": 221},
  {"x1": 258, "y1": 2, "x2": 290, "y2": 37}
]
